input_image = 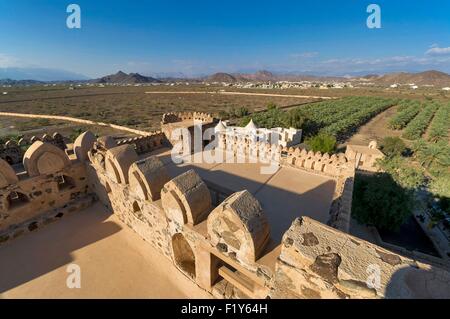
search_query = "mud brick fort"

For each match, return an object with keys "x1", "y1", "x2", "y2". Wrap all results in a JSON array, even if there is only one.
[{"x1": 1, "y1": 112, "x2": 449, "y2": 299}]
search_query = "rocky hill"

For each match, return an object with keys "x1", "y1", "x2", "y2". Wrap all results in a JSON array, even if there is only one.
[
  {"x1": 374, "y1": 70, "x2": 450, "y2": 86},
  {"x1": 95, "y1": 71, "x2": 161, "y2": 84},
  {"x1": 206, "y1": 72, "x2": 237, "y2": 83}
]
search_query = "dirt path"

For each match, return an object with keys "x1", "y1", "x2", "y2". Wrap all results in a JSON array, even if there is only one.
[
  {"x1": 145, "y1": 90, "x2": 335, "y2": 100},
  {"x1": 0, "y1": 111, "x2": 152, "y2": 136},
  {"x1": 343, "y1": 105, "x2": 401, "y2": 146}
]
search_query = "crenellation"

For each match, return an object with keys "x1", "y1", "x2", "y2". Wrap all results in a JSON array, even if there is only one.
[{"x1": 1, "y1": 116, "x2": 448, "y2": 299}]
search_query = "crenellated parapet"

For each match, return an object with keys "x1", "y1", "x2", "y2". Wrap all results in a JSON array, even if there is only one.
[
  {"x1": 79, "y1": 137, "x2": 450, "y2": 299},
  {"x1": 0, "y1": 140, "x2": 23, "y2": 165},
  {"x1": 2, "y1": 129, "x2": 448, "y2": 299},
  {"x1": 0, "y1": 141, "x2": 91, "y2": 243},
  {"x1": 207, "y1": 190, "x2": 270, "y2": 267},
  {"x1": 161, "y1": 112, "x2": 215, "y2": 124},
  {"x1": 0, "y1": 132, "x2": 67, "y2": 165},
  {"x1": 116, "y1": 131, "x2": 166, "y2": 155},
  {"x1": 18, "y1": 132, "x2": 67, "y2": 151}
]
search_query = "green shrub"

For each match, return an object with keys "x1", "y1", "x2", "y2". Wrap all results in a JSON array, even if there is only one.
[
  {"x1": 380, "y1": 136, "x2": 406, "y2": 157},
  {"x1": 378, "y1": 156, "x2": 425, "y2": 190},
  {"x1": 267, "y1": 102, "x2": 277, "y2": 110},
  {"x1": 305, "y1": 133, "x2": 336, "y2": 154},
  {"x1": 352, "y1": 173, "x2": 412, "y2": 231}
]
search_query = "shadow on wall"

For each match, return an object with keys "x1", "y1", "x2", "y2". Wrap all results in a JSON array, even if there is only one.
[
  {"x1": 385, "y1": 264, "x2": 450, "y2": 299},
  {"x1": 0, "y1": 203, "x2": 120, "y2": 293}
]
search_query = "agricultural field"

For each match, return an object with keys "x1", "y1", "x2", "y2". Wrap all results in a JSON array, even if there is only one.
[
  {"x1": 242, "y1": 96, "x2": 398, "y2": 142},
  {"x1": 387, "y1": 100, "x2": 449, "y2": 142},
  {"x1": 427, "y1": 103, "x2": 450, "y2": 143},
  {"x1": 388, "y1": 100, "x2": 422, "y2": 130}
]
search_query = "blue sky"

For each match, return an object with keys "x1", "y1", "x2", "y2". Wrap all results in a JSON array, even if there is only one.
[{"x1": 0, "y1": 0, "x2": 449, "y2": 78}]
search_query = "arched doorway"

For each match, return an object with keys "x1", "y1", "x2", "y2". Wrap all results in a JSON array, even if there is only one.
[{"x1": 171, "y1": 233, "x2": 196, "y2": 278}]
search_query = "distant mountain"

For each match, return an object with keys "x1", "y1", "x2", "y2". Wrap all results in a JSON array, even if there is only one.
[
  {"x1": 374, "y1": 70, "x2": 450, "y2": 86},
  {"x1": 207, "y1": 72, "x2": 237, "y2": 83},
  {"x1": 237, "y1": 70, "x2": 275, "y2": 82},
  {"x1": 95, "y1": 71, "x2": 161, "y2": 84},
  {"x1": 0, "y1": 67, "x2": 88, "y2": 81},
  {"x1": 0, "y1": 78, "x2": 44, "y2": 86}
]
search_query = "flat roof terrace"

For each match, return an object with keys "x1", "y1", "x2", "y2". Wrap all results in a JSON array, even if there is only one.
[
  {"x1": 0, "y1": 203, "x2": 211, "y2": 298},
  {"x1": 146, "y1": 147, "x2": 337, "y2": 243}
]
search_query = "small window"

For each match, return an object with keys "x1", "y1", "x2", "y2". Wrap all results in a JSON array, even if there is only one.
[
  {"x1": 133, "y1": 201, "x2": 141, "y2": 213},
  {"x1": 56, "y1": 175, "x2": 75, "y2": 191},
  {"x1": 105, "y1": 182, "x2": 112, "y2": 194},
  {"x1": 7, "y1": 192, "x2": 30, "y2": 210}
]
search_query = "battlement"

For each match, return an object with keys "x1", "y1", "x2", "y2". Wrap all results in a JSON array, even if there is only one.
[
  {"x1": 0, "y1": 132, "x2": 67, "y2": 165},
  {"x1": 116, "y1": 131, "x2": 166, "y2": 155},
  {"x1": 0, "y1": 140, "x2": 91, "y2": 242},
  {"x1": 161, "y1": 112, "x2": 215, "y2": 124},
  {"x1": 1, "y1": 129, "x2": 448, "y2": 299},
  {"x1": 83, "y1": 141, "x2": 449, "y2": 298}
]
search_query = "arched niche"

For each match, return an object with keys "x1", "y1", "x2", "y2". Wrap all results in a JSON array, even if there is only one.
[
  {"x1": 172, "y1": 233, "x2": 196, "y2": 278},
  {"x1": 104, "y1": 145, "x2": 138, "y2": 184},
  {"x1": 0, "y1": 158, "x2": 18, "y2": 188},
  {"x1": 161, "y1": 169, "x2": 211, "y2": 226},
  {"x1": 73, "y1": 131, "x2": 96, "y2": 162},
  {"x1": 207, "y1": 190, "x2": 270, "y2": 265},
  {"x1": 23, "y1": 141, "x2": 71, "y2": 177},
  {"x1": 128, "y1": 156, "x2": 170, "y2": 201}
]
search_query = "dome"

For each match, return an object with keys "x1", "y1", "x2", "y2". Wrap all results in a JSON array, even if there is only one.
[
  {"x1": 214, "y1": 120, "x2": 227, "y2": 133},
  {"x1": 245, "y1": 119, "x2": 258, "y2": 131}
]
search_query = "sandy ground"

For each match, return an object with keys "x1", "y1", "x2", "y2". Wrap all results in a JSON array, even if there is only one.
[
  {"x1": 145, "y1": 90, "x2": 334, "y2": 99},
  {"x1": 344, "y1": 105, "x2": 400, "y2": 146},
  {"x1": 0, "y1": 111, "x2": 151, "y2": 136},
  {"x1": 0, "y1": 202, "x2": 211, "y2": 299}
]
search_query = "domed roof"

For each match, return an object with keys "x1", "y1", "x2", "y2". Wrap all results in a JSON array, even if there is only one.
[
  {"x1": 245, "y1": 119, "x2": 258, "y2": 131},
  {"x1": 215, "y1": 120, "x2": 227, "y2": 132}
]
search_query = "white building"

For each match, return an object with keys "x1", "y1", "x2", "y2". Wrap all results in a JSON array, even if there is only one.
[
  {"x1": 215, "y1": 119, "x2": 302, "y2": 148},
  {"x1": 442, "y1": 87, "x2": 450, "y2": 91}
]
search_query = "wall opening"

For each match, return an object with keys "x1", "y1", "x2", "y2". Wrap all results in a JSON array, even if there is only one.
[
  {"x1": 132, "y1": 171, "x2": 148, "y2": 200},
  {"x1": 108, "y1": 159, "x2": 121, "y2": 183},
  {"x1": 172, "y1": 233, "x2": 196, "y2": 278},
  {"x1": 105, "y1": 181, "x2": 112, "y2": 193},
  {"x1": 133, "y1": 201, "x2": 141, "y2": 213},
  {"x1": 56, "y1": 175, "x2": 76, "y2": 192},
  {"x1": 7, "y1": 191, "x2": 30, "y2": 211}
]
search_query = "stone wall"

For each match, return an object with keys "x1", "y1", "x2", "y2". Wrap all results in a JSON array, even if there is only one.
[
  {"x1": 83, "y1": 139, "x2": 450, "y2": 299},
  {"x1": 216, "y1": 136, "x2": 356, "y2": 231},
  {"x1": 271, "y1": 217, "x2": 450, "y2": 299},
  {"x1": 2, "y1": 129, "x2": 449, "y2": 299},
  {"x1": 161, "y1": 112, "x2": 215, "y2": 124},
  {"x1": 116, "y1": 132, "x2": 166, "y2": 155},
  {"x1": 0, "y1": 141, "x2": 91, "y2": 243}
]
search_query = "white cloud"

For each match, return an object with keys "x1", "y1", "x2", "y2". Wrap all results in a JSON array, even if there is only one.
[
  {"x1": 290, "y1": 52, "x2": 319, "y2": 59},
  {"x1": 426, "y1": 46, "x2": 450, "y2": 56}
]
